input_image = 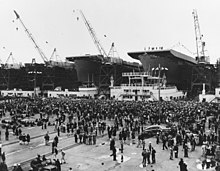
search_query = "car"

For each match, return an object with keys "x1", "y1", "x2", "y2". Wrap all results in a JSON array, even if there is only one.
[{"x1": 141, "y1": 125, "x2": 171, "y2": 139}]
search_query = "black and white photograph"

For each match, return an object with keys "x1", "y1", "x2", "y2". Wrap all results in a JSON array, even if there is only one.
[{"x1": 0, "y1": 0, "x2": 220, "y2": 171}]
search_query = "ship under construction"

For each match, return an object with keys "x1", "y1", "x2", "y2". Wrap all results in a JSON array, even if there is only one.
[
  {"x1": 0, "y1": 10, "x2": 219, "y2": 98},
  {"x1": 0, "y1": 53, "x2": 78, "y2": 92},
  {"x1": 0, "y1": 11, "x2": 79, "y2": 93},
  {"x1": 128, "y1": 9, "x2": 219, "y2": 97}
]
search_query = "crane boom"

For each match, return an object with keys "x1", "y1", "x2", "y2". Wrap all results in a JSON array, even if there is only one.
[
  {"x1": 79, "y1": 10, "x2": 108, "y2": 58},
  {"x1": 14, "y1": 10, "x2": 49, "y2": 64},
  {"x1": 192, "y1": 9, "x2": 209, "y2": 63}
]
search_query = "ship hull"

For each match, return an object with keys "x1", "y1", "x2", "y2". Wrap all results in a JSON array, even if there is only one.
[
  {"x1": 139, "y1": 54, "x2": 193, "y2": 90},
  {"x1": 0, "y1": 64, "x2": 78, "y2": 91},
  {"x1": 74, "y1": 59, "x2": 101, "y2": 87},
  {"x1": 66, "y1": 55, "x2": 143, "y2": 88},
  {"x1": 128, "y1": 50, "x2": 197, "y2": 91}
]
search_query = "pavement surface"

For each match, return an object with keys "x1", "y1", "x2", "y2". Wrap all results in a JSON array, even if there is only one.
[
  {"x1": 1, "y1": 113, "x2": 217, "y2": 171},
  {"x1": 15, "y1": 133, "x2": 213, "y2": 171}
]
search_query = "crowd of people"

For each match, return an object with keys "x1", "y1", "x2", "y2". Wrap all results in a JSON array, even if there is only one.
[{"x1": 0, "y1": 96, "x2": 220, "y2": 171}]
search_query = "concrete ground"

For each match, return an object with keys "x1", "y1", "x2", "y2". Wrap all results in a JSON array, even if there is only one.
[
  {"x1": 1, "y1": 111, "x2": 216, "y2": 171},
  {"x1": 15, "y1": 133, "x2": 213, "y2": 171},
  {"x1": 54, "y1": 136, "x2": 209, "y2": 171}
]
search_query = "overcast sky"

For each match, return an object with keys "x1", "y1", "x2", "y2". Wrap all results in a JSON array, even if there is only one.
[{"x1": 0, "y1": 0, "x2": 219, "y2": 65}]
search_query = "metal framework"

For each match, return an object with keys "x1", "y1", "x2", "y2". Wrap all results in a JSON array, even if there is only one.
[
  {"x1": 192, "y1": 9, "x2": 209, "y2": 64},
  {"x1": 79, "y1": 10, "x2": 108, "y2": 58},
  {"x1": 14, "y1": 10, "x2": 54, "y2": 90}
]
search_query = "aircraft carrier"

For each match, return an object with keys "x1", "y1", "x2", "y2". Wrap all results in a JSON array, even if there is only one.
[
  {"x1": 128, "y1": 49, "x2": 197, "y2": 91},
  {"x1": 66, "y1": 54, "x2": 143, "y2": 88}
]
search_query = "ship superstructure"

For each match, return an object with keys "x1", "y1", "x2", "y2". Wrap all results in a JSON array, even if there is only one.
[{"x1": 110, "y1": 71, "x2": 186, "y2": 101}]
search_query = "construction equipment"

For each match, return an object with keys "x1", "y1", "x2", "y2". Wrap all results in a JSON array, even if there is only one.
[
  {"x1": 192, "y1": 9, "x2": 209, "y2": 64},
  {"x1": 14, "y1": 10, "x2": 54, "y2": 90},
  {"x1": 190, "y1": 10, "x2": 216, "y2": 97},
  {"x1": 14, "y1": 10, "x2": 49, "y2": 64},
  {"x1": 78, "y1": 10, "x2": 108, "y2": 59},
  {"x1": 0, "y1": 52, "x2": 24, "y2": 90}
]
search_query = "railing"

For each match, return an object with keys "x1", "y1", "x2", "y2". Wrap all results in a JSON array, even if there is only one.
[
  {"x1": 157, "y1": 86, "x2": 176, "y2": 90},
  {"x1": 122, "y1": 72, "x2": 149, "y2": 76},
  {"x1": 121, "y1": 83, "x2": 158, "y2": 87}
]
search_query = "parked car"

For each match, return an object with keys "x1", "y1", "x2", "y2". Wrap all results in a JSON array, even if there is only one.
[{"x1": 141, "y1": 125, "x2": 171, "y2": 139}]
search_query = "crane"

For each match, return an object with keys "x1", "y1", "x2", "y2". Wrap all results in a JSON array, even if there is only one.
[
  {"x1": 192, "y1": 9, "x2": 209, "y2": 64},
  {"x1": 78, "y1": 10, "x2": 108, "y2": 59},
  {"x1": 13, "y1": 10, "x2": 49, "y2": 65},
  {"x1": 108, "y1": 42, "x2": 120, "y2": 58},
  {"x1": 4, "y1": 52, "x2": 14, "y2": 69},
  {"x1": 14, "y1": 10, "x2": 54, "y2": 90}
]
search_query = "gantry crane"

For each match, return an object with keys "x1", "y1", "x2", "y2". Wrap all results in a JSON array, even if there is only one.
[
  {"x1": 14, "y1": 10, "x2": 54, "y2": 91},
  {"x1": 192, "y1": 9, "x2": 209, "y2": 64}
]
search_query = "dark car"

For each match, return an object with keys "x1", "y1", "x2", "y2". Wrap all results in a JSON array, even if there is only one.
[{"x1": 141, "y1": 125, "x2": 171, "y2": 139}]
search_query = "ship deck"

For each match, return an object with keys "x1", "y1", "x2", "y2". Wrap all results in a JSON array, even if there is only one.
[
  {"x1": 66, "y1": 54, "x2": 104, "y2": 62},
  {"x1": 127, "y1": 49, "x2": 197, "y2": 65}
]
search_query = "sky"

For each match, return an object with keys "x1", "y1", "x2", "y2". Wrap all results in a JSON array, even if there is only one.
[{"x1": 0, "y1": 0, "x2": 219, "y2": 65}]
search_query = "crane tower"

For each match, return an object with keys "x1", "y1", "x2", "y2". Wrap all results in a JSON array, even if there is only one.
[
  {"x1": 14, "y1": 10, "x2": 49, "y2": 64},
  {"x1": 14, "y1": 10, "x2": 54, "y2": 90},
  {"x1": 79, "y1": 10, "x2": 108, "y2": 59},
  {"x1": 192, "y1": 9, "x2": 209, "y2": 64}
]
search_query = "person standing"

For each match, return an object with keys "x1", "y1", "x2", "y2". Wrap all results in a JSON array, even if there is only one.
[
  {"x1": 170, "y1": 146, "x2": 173, "y2": 160},
  {"x1": 142, "y1": 139, "x2": 146, "y2": 150},
  {"x1": 131, "y1": 130, "x2": 135, "y2": 144},
  {"x1": 26, "y1": 134, "x2": 30, "y2": 145},
  {"x1": 148, "y1": 141, "x2": 152, "y2": 152},
  {"x1": 151, "y1": 147, "x2": 156, "y2": 164},
  {"x1": 173, "y1": 144, "x2": 179, "y2": 158},
  {"x1": 110, "y1": 138, "x2": 115, "y2": 151},
  {"x1": 60, "y1": 149, "x2": 66, "y2": 164},
  {"x1": 74, "y1": 133, "x2": 78, "y2": 143},
  {"x1": 142, "y1": 149, "x2": 147, "y2": 167},
  {"x1": 137, "y1": 134, "x2": 142, "y2": 148},
  {"x1": 44, "y1": 132, "x2": 50, "y2": 145},
  {"x1": 146, "y1": 149, "x2": 151, "y2": 164},
  {"x1": 112, "y1": 146, "x2": 117, "y2": 161},
  {"x1": 55, "y1": 159, "x2": 61, "y2": 171},
  {"x1": 52, "y1": 141, "x2": 55, "y2": 154},
  {"x1": 54, "y1": 147, "x2": 58, "y2": 159},
  {"x1": 156, "y1": 132, "x2": 160, "y2": 144},
  {"x1": 54, "y1": 135, "x2": 59, "y2": 147},
  {"x1": 162, "y1": 136, "x2": 168, "y2": 150},
  {"x1": 215, "y1": 162, "x2": 220, "y2": 171},
  {"x1": 179, "y1": 158, "x2": 184, "y2": 171},
  {"x1": 92, "y1": 133, "x2": 96, "y2": 145},
  {"x1": 120, "y1": 141, "x2": 124, "y2": 153},
  {"x1": 57, "y1": 126, "x2": 60, "y2": 137},
  {"x1": 2, "y1": 152, "x2": 6, "y2": 163},
  {"x1": 5, "y1": 129, "x2": 9, "y2": 141},
  {"x1": 184, "y1": 144, "x2": 189, "y2": 157}
]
